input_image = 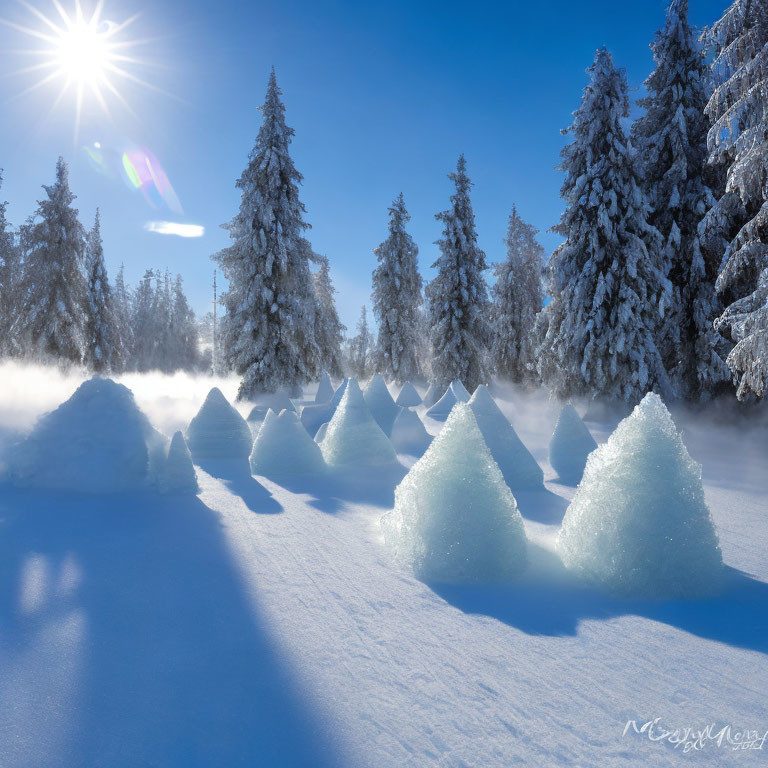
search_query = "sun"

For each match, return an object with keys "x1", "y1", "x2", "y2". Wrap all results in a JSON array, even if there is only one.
[{"x1": 52, "y1": 13, "x2": 113, "y2": 87}]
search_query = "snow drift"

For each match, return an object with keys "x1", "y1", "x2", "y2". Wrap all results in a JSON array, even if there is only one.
[
  {"x1": 186, "y1": 387, "x2": 253, "y2": 461},
  {"x1": 395, "y1": 381, "x2": 422, "y2": 408},
  {"x1": 557, "y1": 393, "x2": 723, "y2": 598},
  {"x1": 549, "y1": 403, "x2": 598, "y2": 483},
  {"x1": 425, "y1": 380, "x2": 470, "y2": 420},
  {"x1": 251, "y1": 409, "x2": 326, "y2": 477},
  {"x1": 390, "y1": 407, "x2": 432, "y2": 456},
  {"x1": 158, "y1": 431, "x2": 200, "y2": 494},
  {"x1": 363, "y1": 373, "x2": 398, "y2": 436}
]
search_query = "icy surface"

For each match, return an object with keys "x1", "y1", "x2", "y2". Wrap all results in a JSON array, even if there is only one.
[
  {"x1": 159, "y1": 431, "x2": 200, "y2": 495},
  {"x1": 301, "y1": 378, "x2": 350, "y2": 437},
  {"x1": 363, "y1": 374, "x2": 398, "y2": 436},
  {"x1": 468, "y1": 385, "x2": 544, "y2": 493},
  {"x1": 314, "y1": 422, "x2": 329, "y2": 444},
  {"x1": 320, "y1": 379, "x2": 397, "y2": 467},
  {"x1": 558, "y1": 393, "x2": 723, "y2": 598},
  {"x1": 251, "y1": 409, "x2": 326, "y2": 477},
  {"x1": 382, "y1": 403, "x2": 527, "y2": 583},
  {"x1": 185, "y1": 388, "x2": 253, "y2": 461},
  {"x1": 395, "y1": 381, "x2": 422, "y2": 407},
  {"x1": 8, "y1": 378, "x2": 166, "y2": 493},
  {"x1": 390, "y1": 407, "x2": 432, "y2": 457},
  {"x1": 315, "y1": 372, "x2": 334, "y2": 403},
  {"x1": 331, "y1": 378, "x2": 350, "y2": 408},
  {"x1": 425, "y1": 380, "x2": 470, "y2": 420},
  {"x1": 549, "y1": 404, "x2": 598, "y2": 483},
  {"x1": 421, "y1": 380, "x2": 440, "y2": 408}
]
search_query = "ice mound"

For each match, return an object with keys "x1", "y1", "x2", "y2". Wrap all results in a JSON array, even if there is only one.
[
  {"x1": 251, "y1": 409, "x2": 326, "y2": 477},
  {"x1": 300, "y1": 378, "x2": 349, "y2": 437},
  {"x1": 468, "y1": 386, "x2": 543, "y2": 493},
  {"x1": 364, "y1": 373, "x2": 398, "y2": 436},
  {"x1": 549, "y1": 404, "x2": 598, "y2": 484},
  {"x1": 159, "y1": 431, "x2": 200, "y2": 494},
  {"x1": 320, "y1": 379, "x2": 398, "y2": 467},
  {"x1": 557, "y1": 393, "x2": 723, "y2": 598},
  {"x1": 9, "y1": 377, "x2": 167, "y2": 493},
  {"x1": 186, "y1": 387, "x2": 253, "y2": 461},
  {"x1": 315, "y1": 372, "x2": 334, "y2": 403},
  {"x1": 314, "y1": 422, "x2": 329, "y2": 443},
  {"x1": 395, "y1": 381, "x2": 422, "y2": 408},
  {"x1": 331, "y1": 377, "x2": 350, "y2": 407},
  {"x1": 381, "y1": 403, "x2": 527, "y2": 583},
  {"x1": 422, "y1": 380, "x2": 440, "y2": 408},
  {"x1": 425, "y1": 380, "x2": 471, "y2": 420},
  {"x1": 390, "y1": 408, "x2": 432, "y2": 456},
  {"x1": 249, "y1": 392, "x2": 296, "y2": 415}
]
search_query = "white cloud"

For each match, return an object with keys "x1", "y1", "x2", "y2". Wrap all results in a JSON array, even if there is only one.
[{"x1": 144, "y1": 221, "x2": 205, "y2": 238}]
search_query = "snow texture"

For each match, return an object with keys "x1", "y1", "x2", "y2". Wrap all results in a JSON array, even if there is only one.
[
  {"x1": 558, "y1": 393, "x2": 723, "y2": 597},
  {"x1": 390, "y1": 407, "x2": 432, "y2": 457},
  {"x1": 315, "y1": 372, "x2": 334, "y2": 403},
  {"x1": 251, "y1": 409, "x2": 326, "y2": 477},
  {"x1": 381, "y1": 403, "x2": 527, "y2": 583},
  {"x1": 185, "y1": 387, "x2": 253, "y2": 461},
  {"x1": 395, "y1": 381, "x2": 422, "y2": 407},
  {"x1": 159, "y1": 431, "x2": 200, "y2": 495},
  {"x1": 549, "y1": 404, "x2": 598, "y2": 484},
  {"x1": 363, "y1": 373, "x2": 398, "y2": 436},
  {"x1": 425, "y1": 380, "x2": 470, "y2": 421}
]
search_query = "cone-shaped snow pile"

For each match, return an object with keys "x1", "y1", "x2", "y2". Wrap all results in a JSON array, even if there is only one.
[
  {"x1": 395, "y1": 381, "x2": 422, "y2": 408},
  {"x1": 425, "y1": 380, "x2": 471, "y2": 421},
  {"x1": 315, "y1": 372, "x2": 334, "y2": 403},
  {"x1": 300, "y1": 378, "x2": 349, "y2": 437},
  {"x1": 186, "y1": 387, "x2": 253, "y2": 461},
  {"x1": 468, "y1": 386, "x2": 543, "y2": 493},
  {"x1": 247, "y1": 392, "x2": 296, "y2": 422},
  {"x1": 251, "y1": 409, "x2": 326, "y2": 477},
  {"x1": 381, "y1": 403, "x2": 527, "y2": 583},
  {"x1": 331, "y1": 378, "x2": 350, "y2": 407},
  {"x1": 364, "y1": 373, "x2": 398, "y2": 436},
  {"x1": 422, "y1": 380, "x2": 440, "y2": 408},
  {"x1": 390, "y1": 408, "x2": 432, "y2": 457},
  {"x1": 321, "y1": 379, "x2": 397, "y2": 467},
  {"x1": 314, "y1": 422, "x2": 329, "y2": 444},
  {"x1": 9, "y1": 377, "x2": 166, "y2": 493},
  {"x1": 159, "y1": 431, "x2": 200, "y2": 494},
  {"x1": 557, "y1": 393, "x2": 723, "y2": 598},
  {"x1": 549, "y1": 404, "x2": 598, "y2": 484}
]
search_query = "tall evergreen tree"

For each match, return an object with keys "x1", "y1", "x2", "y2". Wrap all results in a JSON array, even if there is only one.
[
  {"x1": 539, "y1": 48, "x2": 672, "y2": 404},
  {"x1": 170, "y1": 274, "x2": 200, "y2": 371},
  {"x1": 348, "y1": 305, "x2": 372, "y2": 380},
  {"x1": 426, "y1": 155, "x2": 491, "y2": 392},
  {"x1": 312, "y1": 254, "x2": 345, "y2": 379},
  {"x1": 15, "y1": 158, "x2": 87, "y2": 364},
  {"x1": 372, "y1": 193, "x2": 423, "y2": 383},
  {"x1": 112, "y1": 263, "x2": 133, "y2": 370},
  {"x1": 0, "y1": 170, "x2": 22, "y2": 357},
  {"x1": 632, "y1": 0, "x2": 730, "y2": 400},
  {"x1": 705, "y1": 0, "x2": 768, "y2": 399},
  {"x1": 214, "y1": 70, "x2": 320, "y2": 399},
  {"x1": 491, "y1": 206, "x2": 544, "y2": 384},
  {"x1": 131, "y1": 269, "x2": 157, "y2": 372}
]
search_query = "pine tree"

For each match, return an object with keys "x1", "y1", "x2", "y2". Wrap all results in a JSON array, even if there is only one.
[
  {"x1": 348, "y1": 305, "x2": 372, "y2": 380},
  {"x1": 631, "y1": 0, "x2": 730, "y2": 400},
  {"x1": 491, "y1": 206, "x2": 544, "y2": 384},
  {"x1": 112, "y1": 264, "x2": 133, "y2": 370},
  {"x1": 372, "y1": 193, "x2": 423, "y2": 383},
  {"x1": 170, "y1": 274, "x2": 200, "y2": 371},
  {"x1": 705, "y1": 0, "x2": 768, "y2": 399},
  {"x1": 132, "y1": 269, "x2": 157, "y2": 372},
  {"x1": 0, "y1": 170, "x2": 22, "y2": 357},
  {"x1": 214, "y1": 70, "x2": 320, "y2": 399},
  {"x1": 312, "y1": 254, "x2": 345, "y2": 379},
  {"x1": 426, "y1": 155, "x2": 491, "y2": 392},
  {"x1": 540, "y1": 48, "x2": 672, "y2": 404},
  {"x1": 15, "y1": 158, "x2": 87, "y2": 364}
]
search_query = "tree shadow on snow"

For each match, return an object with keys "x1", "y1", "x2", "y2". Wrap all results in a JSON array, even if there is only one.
[
  {"x1": 197, "y1": 458, "x2": 283, "y2": 515},
  {"x1": 0, "y1": 486, "x2": 341, "y2": 767}
]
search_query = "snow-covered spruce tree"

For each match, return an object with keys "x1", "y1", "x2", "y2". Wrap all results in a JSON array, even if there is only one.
[
  {"x1": 112, "y1": 264, "x2": 133, "y2": 370},
  {"x1": 705, "y1": 0, "x2": 768, "y2": 399},
  {"x1": 540, "y1": 48, "x2": 672, "y2": 404},
  {"x1": 490, "y1": 206, "x2": 544, "y2": 384},
  {"x1": 170, "y1": 274, "x2": 200, "y2": 372},
  {"x1": 632, "y1": 0, "x2": 730, "y2": 400},
  {"x1": 372, "y1": 193, "x2": 423, "y2": 383},
  {"x1": 0, "y1": 170, "x2": 22, "y2": 357},
  {"x1": 214, "y1": 70, "x2": 320, "y2": 399},
  {"x1": 131, "y1": 269, "x2": 157, "y2": 371},
  {"x1": 312, "y1": 254, "x2": 345, "y2": 379},
  {"x1": 15, "y1": 158, "x2": 87, "y2": 365},
  {"x1": 426, "y1": 155, "x2": 491, "y2": 393},
  {"x1": 348, "y1": 305, "x2": 372, "y2": 380}
]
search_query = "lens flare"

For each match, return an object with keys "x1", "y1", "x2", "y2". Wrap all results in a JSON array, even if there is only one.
[{"x1": 122, "y1": 149, "x2": 182, "y2": 214}]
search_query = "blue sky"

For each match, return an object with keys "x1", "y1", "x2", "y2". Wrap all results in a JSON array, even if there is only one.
[{"x1": 0, "y1": 0, "x2": 727, "y2": 329}]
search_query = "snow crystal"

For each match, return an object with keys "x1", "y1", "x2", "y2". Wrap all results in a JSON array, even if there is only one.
[
  {"x1": 557, "y1": 393, "x2": 723, "y2": 598},
  {"x1": 251, "y1": 409, "x2": 326, "y2": 477},
  {"x1": 395, "y1": 381, "x2": 422, "y2": 407},
  {"x1": 363, "y1": 373, "x2": 398, "y2": 436},
  {"x1": 425, "y1": 380, "x2": 470, "y2": 421},
  {"x1": 549, "y1": 404, "x2": 598, "y2": 484},
  {"x1": 315, "y1": 372, "x2": 334, "y2": 403},
  {"x1": 159, "y1": 431, "x2": 200, "y2": 494},
  {"x1": 468, "y1": 386, "x2": 543, "y2": 493},
  {"x1": 186, "y1": 387, "x2": 253, "y2": 461},
  {"x1": 320, "y1": 379, "x2": 398, "y2": 467},
  {"x1": 381, "y1": 403, "x2": 527, "y2": 583},
  {"x1": 390, "y1": 407, "x2": 432, "y2": 457}
]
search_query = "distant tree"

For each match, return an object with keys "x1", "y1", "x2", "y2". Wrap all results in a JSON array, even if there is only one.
[
  {"x1": 0, "y1": 170, "x2": 22, "y2": 357},
  {"x1": 170, "y1": 274, "x2": 200, "y2": 371},
  {"x1": 348, "y1": 305, "x2": 372, "y2": 380},
  {"x1": 312, "y1": 254, "x2": 345, "y2": 379},
  {"x1": 426, "y1": 155, "x2": 491, "y2": 392},
  {"x1": 112, "y1": 263, "x2": 133, "y2": 370},
  {"x1": 372, "y1": 193, "x2": 423, "y2": 383},
  {"x1": 131, "y1": 269, "x2": 157, "y2": 372},
  {"x1": 491, "y1": 206, "x2": 543, "y2": 384}
]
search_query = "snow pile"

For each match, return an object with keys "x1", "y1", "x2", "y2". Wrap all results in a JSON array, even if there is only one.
[
  {"x1": 422, "y1": 380, "x2": 440, "y2": 408},
  {"x1": 8, "y1": 377, "x2": 167, "y2": 493},
  {"x1": 314, "y1": 422, "x2": 329, "y2": 443},
  {"x1": 549, "y1": 404, "x2": 598, "y2": 483},
  {"x1": 557, "y1": 393, "x2": 723, "y2": 598},
  {"x1": 300, "y1": 378, "x2": 349, "y2": 437},
  {"x1": 186, "y1": 387, "x2": 253, "y2": 461},
  {"x1": 390, "y1": 408, "x2": 432, "y2": 456},
  {"x1": 363, "y1": 373, "x2": 398, "y2": 436},
  {"x1": 331, "y1": 377, "x2": 350, "y2": 407},
  {"x1": 395, "y1": 381, "x2": 422, "y2": 407},
  {"x1": 425, "y1": 380, "x2": 470, "y2": 420},
  {"x1": 320, "y1": 379, "x2": 398, "y2": 467},
  {"x1": 381, "y1": 403, "x2": 527, "y2": 583},
  {"x1": 315, "y1": 372, "x2": 334, "y2": 403},
  {"x1": 468, "y1": 385, "x2": 543, "y2": 493},
  {"x1": 251, "y1": 409, "x2": 326, "y2": 477},
  {"x1": 158, "y1": 431, "x2": 200, "y2": 494}
]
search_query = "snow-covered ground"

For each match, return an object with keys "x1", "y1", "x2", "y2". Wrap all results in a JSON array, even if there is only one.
[{"x1": 0, "y1": 364, "x2": 766, "y2": 767}]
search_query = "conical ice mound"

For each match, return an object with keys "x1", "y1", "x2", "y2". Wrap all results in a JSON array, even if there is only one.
[
  {"x1": 321, "y1": 379, "x2": 397, "y2": 467},
  {"x1": 557, "y1": 393, "x2": 723, "y2": 598},
  {"x1": 381, "y1": 403, "x2": 527, "y2": 583},
  {"x1": 159, "y1": 431, "x2": 200, "y2": 494},
  {"x1": 395, "y1": 381, "x2": 422, "y2": 408},
  {"x1": 314, "y1": 422, "x2": 329, "y2": 444},
  {"x1": 315, "y1": 372, "x2": 334, "y2": 403},
  {"x1": 390, "y1": 407, "x2": 432, "y2": 457},
  {"x1": 251, "y1": 409, "x2": 326, "y2": 477},
  {"x1": 186, "y1": 387, "x2": 253, "y2": 461},
  {"x1": 468, "y1": 385, "x2": 543, "y2": 493},
  {"x1": 549, "y1": 404, "x2": 598, "y2": 484},
  {"x1": 425, "y1": 380, "x2": 471, "y2": 421},
  {"x1": 422, "y1": 380, "x2": 440, "y2": 408},
  {"x1": 364, "y1": 373, "x2": 398, "y2": 436}
]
